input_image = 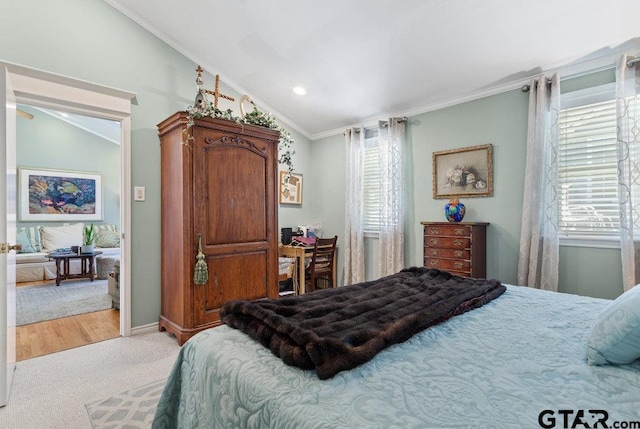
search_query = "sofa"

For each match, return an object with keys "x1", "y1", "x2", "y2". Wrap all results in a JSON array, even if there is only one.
[{"x1": 15, "y1": 223, "x2": 121, "y2": 283}]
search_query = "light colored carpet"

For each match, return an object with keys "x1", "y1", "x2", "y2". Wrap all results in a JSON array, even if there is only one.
[
  {"x1": 17, "y1": 279, "x2": 112, "y2": 325},
  {"x1": 85, "y1": 379, "x2": 166, "y2": 428},
  {"x1": 0, "y1": 331, "x2": 181, "y2": 429}
]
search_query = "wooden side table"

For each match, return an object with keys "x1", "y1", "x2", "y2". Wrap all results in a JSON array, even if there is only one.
[{"x1": 47, "y1": 251, "x2": 103, "y2": 286}]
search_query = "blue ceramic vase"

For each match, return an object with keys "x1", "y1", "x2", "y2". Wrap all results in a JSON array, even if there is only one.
[{"x1": 444, "y1": 197, "x2": 466, "y2": 222}]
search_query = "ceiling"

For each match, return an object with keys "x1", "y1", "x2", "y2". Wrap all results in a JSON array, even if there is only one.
[
  {"x1": 18, "y1": 105, "x2": 121, "y2": 144},
  {"x1": 106, "y1": 0, "x2": 640, "y2": 139}
]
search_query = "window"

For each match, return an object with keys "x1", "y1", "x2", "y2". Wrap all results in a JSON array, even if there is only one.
[
  {"x1": 558, "y1": 84, "x2": 619, "y2": 241},
  {"x1": 363, "y1": 131, "x2": 380, "y2": 234},
  {"x1": 558, "y1": 83, "x2": 640, "y2": 245}
]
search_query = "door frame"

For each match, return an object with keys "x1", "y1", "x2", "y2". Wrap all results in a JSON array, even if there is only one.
[{"x1": 1, "y1": 60, "x2": 135, "y2": 336}]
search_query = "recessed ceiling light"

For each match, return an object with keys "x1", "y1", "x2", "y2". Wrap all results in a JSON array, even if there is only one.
[{"x1": 293, "y1": 86, "x2": 306, "y2": 95}]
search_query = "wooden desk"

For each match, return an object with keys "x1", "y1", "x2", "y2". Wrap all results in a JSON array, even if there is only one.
[{"x1": 279, "y1": 244, "x2": 337, "y2": 294}]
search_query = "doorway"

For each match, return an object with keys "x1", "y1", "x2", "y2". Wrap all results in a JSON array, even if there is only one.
[
  {"x1": 2, "y1": 60, "x2": 134, "y2": 354},
  {"x1": 14, "y1": 104, "x2": 123, "y2": 360}
]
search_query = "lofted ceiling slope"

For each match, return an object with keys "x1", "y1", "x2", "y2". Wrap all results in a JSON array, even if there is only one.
[{"x1": 106, "y1": 0, "x2": 640, "y2": 139}]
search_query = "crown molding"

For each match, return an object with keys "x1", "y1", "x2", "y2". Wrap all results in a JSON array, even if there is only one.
[
  {"x1": 104, "y1": 2, "x2": 640, "y2": 142},
  {"x1": 310, "y1": 49, "x2": 640, "y2": 141}
]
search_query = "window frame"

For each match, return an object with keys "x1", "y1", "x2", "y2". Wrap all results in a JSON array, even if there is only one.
[{"x1": 558, "y1": 82, "x2": 620, "y2": 249}]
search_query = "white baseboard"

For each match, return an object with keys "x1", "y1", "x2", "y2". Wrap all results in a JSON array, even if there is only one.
[{"x1": 130, "y1": 322, "x2": 158, "y2": 336}]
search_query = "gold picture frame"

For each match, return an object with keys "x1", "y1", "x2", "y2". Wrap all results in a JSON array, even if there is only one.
[
  {"x1": 279, "y1": 171, "x2": 303, "y2": 205},
  {"x1": 432, "y1": 144, "x2": 493, "y2": 198}
]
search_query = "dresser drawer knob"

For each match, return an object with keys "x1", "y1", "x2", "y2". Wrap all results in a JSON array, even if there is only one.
[
  {"x1": 453, "y1": 240, "x2": 464, "y2": 247},
  {"x1": 454, "y1": 262, "x2": 464, "y2": 269},
  {"x1": 428, "y1": 260, "x2": 440, "y2": 267},
  {"x1": 430, "y1": 249, "x2": 440, "y2": 256},
  {"x1": 428, "y1": 228, "x2": 440, "y2": 235},
  {"x1": 454, "y1": 228, "x2": 465, "y2": 235},
  {"x1": 429, "y1": 238, "x2": 440, "y2": 245},
  {"x1": 454, "y1": 250, "x2": 464, "y2": 257}
]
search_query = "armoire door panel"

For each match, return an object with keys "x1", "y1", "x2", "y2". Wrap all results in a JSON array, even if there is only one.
[
  {"x1": 202, "y1": 146, "x2": 267, "y2": 245},
  {"x1": 195, "y1": 252, "x2": 268, "y2": 325}
]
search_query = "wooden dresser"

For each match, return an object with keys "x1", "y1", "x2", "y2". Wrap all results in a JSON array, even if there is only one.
[
  {"x1": 158, "y1": 112, "x2": 280, "y2": 345},
  {"x1": 421, "y1": 221, "x2": 488, "y2": 278}
]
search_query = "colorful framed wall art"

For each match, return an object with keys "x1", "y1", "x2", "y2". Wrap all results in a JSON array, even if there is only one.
[{"x1": 19, "y1": 167, "x2": 103, "y2": 221}]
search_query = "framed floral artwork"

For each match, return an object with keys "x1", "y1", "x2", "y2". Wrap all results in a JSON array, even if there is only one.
[
  {"x1": 19, "y1": 167, "x2": 103, "y2": 221},
  {"x1": 279, "y1": 171, "x2": 303, "y2": 205},
  {"x1": 432, "y1": 144, "x2": 493, "y2": 198}
]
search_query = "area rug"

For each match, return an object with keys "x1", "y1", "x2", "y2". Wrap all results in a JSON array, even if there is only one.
[
  {"x1": 17, "y1": 279, "x2": 112, "y2": 326},
  {"x1": 85, "y1": 379, "x2": 166, "y2": 428}
]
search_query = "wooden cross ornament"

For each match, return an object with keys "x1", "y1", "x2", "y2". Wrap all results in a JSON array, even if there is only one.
[{"x1": 195, "y1": 65, "x2": 235, "y2": 110}]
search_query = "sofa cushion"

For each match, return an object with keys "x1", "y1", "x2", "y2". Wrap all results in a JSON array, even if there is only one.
[
  {"x1": 39, "y1": 223, "x2": 84, "y2": 252},
  {"x1": 16, "y1": 252, "x2": 50, "y2": 264}
]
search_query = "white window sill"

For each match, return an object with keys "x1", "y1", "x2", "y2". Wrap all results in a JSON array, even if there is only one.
[{"x1": 559, "y1": 236, "x2": 620, "y2": 249}]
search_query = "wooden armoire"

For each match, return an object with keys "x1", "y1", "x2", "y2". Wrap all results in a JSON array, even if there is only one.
[{"x1": 157, "y1": 112, "x2": 280, "y2": 345}]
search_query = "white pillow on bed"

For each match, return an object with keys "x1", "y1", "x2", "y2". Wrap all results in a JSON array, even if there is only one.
[{"x1": 586, "y1": 284, "x2": 640, "y2": 366}]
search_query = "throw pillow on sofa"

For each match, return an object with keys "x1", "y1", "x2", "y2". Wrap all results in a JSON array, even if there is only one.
[
  {"x1": 96, "y1": 229, "x2": 120, "y2": 248},
  {"x1": 16, "y1": 229, "x2": 36, "y2": 253},
  {"x1": 17, "y1": 226, "x2": 43, "y2": 253},
  {"x1": 39, "y1": 223, "x2": 85, "y2": 252}
]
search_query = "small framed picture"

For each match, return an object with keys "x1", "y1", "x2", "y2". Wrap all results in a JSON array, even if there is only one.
[
  {"x1": 432, "y1": 144, "x2": 493, "y2": 198},
  {"x1": 279, "y1": 171, "x2": 302, "y2": 205}
]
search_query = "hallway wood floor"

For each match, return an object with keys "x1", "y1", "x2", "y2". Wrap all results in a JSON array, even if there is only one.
[{"x1": 15, "y1": 280, "x2": 120, "y2": 361}]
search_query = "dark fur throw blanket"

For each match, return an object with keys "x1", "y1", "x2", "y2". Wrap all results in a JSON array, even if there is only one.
[{"x1": 221, "y1": 267, "x2": 505, "y2": 379}]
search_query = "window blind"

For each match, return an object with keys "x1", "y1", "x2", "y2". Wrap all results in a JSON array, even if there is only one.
[
  {"x1": 363, "y1": 137, "x2": 380, "y2": 233},
  {"x1": 558, "y1": 99, "x2": 619, "y2": 236}
]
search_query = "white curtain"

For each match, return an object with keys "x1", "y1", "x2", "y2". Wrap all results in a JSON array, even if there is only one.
[
  {"x1": 377, "y1": 118, "x2": 405, "y2": 276},
  {"x1": 344, "y1": 127, "x2": 366, "y2": 285},
  {"x1": 517, "y1": 74, "x2": 561, "y2": 291},
  {"x1": 616, "y1": 55, "x2": 640, "y2": 292}
]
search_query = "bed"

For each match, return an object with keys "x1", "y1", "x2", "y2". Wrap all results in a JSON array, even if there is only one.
[{"x1": 152, "y1": 268, "x2": 640, "y2": 428}]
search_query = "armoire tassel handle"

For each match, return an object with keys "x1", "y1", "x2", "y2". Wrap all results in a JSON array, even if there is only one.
[{"x1": 193, "y1": 234, "x2": 208, "y2": 285}]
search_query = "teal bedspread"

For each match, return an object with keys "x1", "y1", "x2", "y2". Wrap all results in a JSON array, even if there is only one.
[{"x1": 152, "y1": 285, "x2": 640, "y2": 428}]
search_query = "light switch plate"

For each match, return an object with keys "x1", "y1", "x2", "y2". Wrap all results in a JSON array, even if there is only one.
[{"x1": 134, "y1": 186, "x2": 146, "y2": 201}]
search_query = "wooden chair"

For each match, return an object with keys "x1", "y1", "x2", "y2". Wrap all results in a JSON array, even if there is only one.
[{"x1": 305, "y1": 236, "x2": 337, "y2": 292}]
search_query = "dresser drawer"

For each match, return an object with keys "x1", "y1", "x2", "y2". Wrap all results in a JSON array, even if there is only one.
[
  {"x1": 424, "y1": 236, "x2": 470, "y2": 249},
  {"x1": 424, "y1": 224, "x2": 471, "y2": 237},
  {"x1": 447, "y1": 270, "x2": 472, "y2": 277},
  {"x1": 424, "y1": 247, "x2": 470, "y2": 260},
  {"x1": 424, "y1": 258, "x2": 471, "y2": 272}
]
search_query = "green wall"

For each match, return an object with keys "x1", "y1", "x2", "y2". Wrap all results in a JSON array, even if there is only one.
[
  {"x1": 0, "y1": 0, "x2": 312, "y2": 328},
  {"x1": 312, "y1": 88, "x2": 624, "y2": 300},
  {"x1": 15, "y1": 105, "x2": 120, "y2": 229},
  {"x1": 0, "y1": 0, "x2": 623, "y2": 333}
]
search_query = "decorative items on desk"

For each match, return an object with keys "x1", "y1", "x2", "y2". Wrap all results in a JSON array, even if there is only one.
[{"x1": 444, "y1": 197, "x2": 466, "y2": 222}]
